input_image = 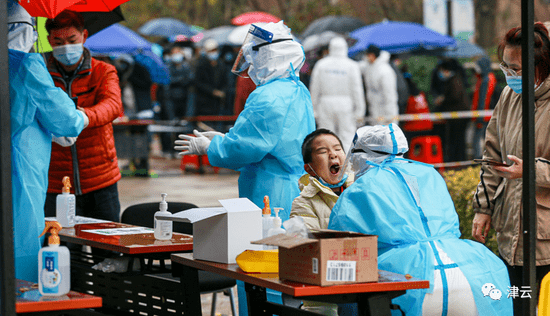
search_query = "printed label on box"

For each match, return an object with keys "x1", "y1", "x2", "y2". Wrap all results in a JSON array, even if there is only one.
[
  {"x1": 326, "y1": 261, "x2": 356, "y2": 282},
  {"x1": 312, "y1": 258, "x2": 318, "y2": 274}
]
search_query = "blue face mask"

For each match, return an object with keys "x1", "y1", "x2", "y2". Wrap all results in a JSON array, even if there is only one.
[
  {"x1": 207, "y1": 51, "x2": 219, "y2": 61},
  {"x1": 506, "y1": 75, "x2": 522, "y2": 94},
  {"x1": 52, "y1": 43, "x2": 83, "y2": 66},
  {"x1": 171, "y1": 53, "x2": 184, "y2": 64},
  {"x1": 319, "y1": 174, "x2": 348, "y2": 188}
]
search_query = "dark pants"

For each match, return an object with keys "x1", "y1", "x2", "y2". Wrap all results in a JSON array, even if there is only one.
[
  {"x1": 45, "y1": 182, "x2": 120, "y2": 222},
  {"x1": 501, "y1": 255, "x2": 550, "y2": 315}
]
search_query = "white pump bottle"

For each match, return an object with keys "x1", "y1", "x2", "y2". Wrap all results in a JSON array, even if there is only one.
[
  {"x1": 267, "y1": 207, "x2": 286, "y2": 238},
  {"x1": 154, "y1": 193, "x2": 173, "y2": 240}
]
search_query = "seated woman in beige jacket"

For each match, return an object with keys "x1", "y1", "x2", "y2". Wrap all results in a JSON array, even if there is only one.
[{"x1": 290, "y1": 129, "x2": 353, "y2": 230}]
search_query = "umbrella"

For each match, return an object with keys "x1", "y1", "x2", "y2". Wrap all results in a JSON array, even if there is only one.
[
  {"x1": 227, "y1": 23, "x2": 269, "y2": 46},
  {"x1": 227, "y1": 22, "x2": 299, "y2": 46},
  {"x1": 198, "y1": 25, "x2": 237, "y2": 46},
  {"x1": 20, "y1": 0, "x2": 129, "y2": 19},
  {"x1": 231, "y1": 11, "x2": 280, "y2": 26},
  {"x1": 301, "y1": 31, "x2": 357, "y2": 52},
  {"x1": 348, "y1": 20, "x2": 457, "y2": 57},
  {"x1": 434, "y1": 39, "x2": 487, "y2": 58},
  {"x1": 34, "y1": 7, "x2": 125, "y2": 52},
  {"x1": 300, "y1": 15, "x2": 366, "y2": 39},
  {"x1": 86, "y1": 23, "x2": 151, "y2": 55},
  {"x1": 138, "y1": 18, "x2": 197, "y2": 38},
  {"x1": 85, "y1": 23, "x2": 170, "y2": 85}
]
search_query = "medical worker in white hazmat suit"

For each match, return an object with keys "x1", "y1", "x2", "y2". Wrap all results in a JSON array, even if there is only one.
[
  {"x1": 309, "y1": 37, "x2": 366, "y2": 152},
  {"x1": 328, "y1": 124, "x2": 512, "y2": 315},
  {"x1": 362, "y1": 45, "x2": 398, "y2": 124}
]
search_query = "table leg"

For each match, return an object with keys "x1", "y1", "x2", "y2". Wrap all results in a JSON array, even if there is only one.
[
  {"x1": 172, "y1": 262, "x2": 202, "y2": 316},
  {"x1": 357, "y1": 291, "x2": 405, "y2": 316},
  {"x1": 245, "y1": 282, "x2": 269, "y2": 315}
]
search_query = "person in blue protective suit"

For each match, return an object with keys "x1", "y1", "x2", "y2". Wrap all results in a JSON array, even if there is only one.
[
  {"x1": 7, "y1": 1, "x2": 88, "y2": 282},
  {"x1": 175, "y1": 21, "x2": 315, "y2": 220},
  {"x1": 175, "y1": 21, "x2": 315, "y2": 316},
  {"x1": 328, "y1": 124, "x2": 512, "y2": 316}
]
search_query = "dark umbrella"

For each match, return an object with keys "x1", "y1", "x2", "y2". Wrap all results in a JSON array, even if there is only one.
[
  {"x1": 199, "y1": 25, "x2": 237, "y2": 46},
  {"x1": 81, "y1": 6, "x2": 125, "y2": 37},
  {"x1": 300, "y1": 15, "x2": 366, "y2": 40},
  {"x1": 435, "y1": 39, "x2": 486, "y2": 58},
  {"x1": 138, "y1": 17, "x2": 197, "y2": 38}
]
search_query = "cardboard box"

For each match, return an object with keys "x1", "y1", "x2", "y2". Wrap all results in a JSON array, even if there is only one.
[
  {"x1": 253, "y1": 230, "x2": 378, "y2": 286},
  {"x1": 155, "y1": 198, "x2": 262, "y2": 263}
]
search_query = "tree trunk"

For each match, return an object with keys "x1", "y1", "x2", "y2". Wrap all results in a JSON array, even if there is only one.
[{"x1": 474, "y1": 0, "x2": 497, "y2": 49}]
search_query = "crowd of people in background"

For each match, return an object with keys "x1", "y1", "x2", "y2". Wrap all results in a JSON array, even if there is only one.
[
  {"x1": 302, "y1": 40, "x2": 501, "y2": 163},
  {"x1": 106, "y1": 30, "x2": 502, "y2": 164}
]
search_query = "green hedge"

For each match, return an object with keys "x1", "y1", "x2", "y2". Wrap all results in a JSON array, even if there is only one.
[{"x1": 442, "y1": 166, "x2": 499, "y2": 255}]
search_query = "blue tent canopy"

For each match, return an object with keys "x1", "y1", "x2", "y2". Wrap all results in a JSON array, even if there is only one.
[{"x1": 348, "y1": 20, "x2": 457, "y2": 57}]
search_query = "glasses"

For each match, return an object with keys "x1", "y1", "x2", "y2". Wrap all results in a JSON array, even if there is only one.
[{"x1": 499, "y1": 62, "x2": 522, "y2": 77}]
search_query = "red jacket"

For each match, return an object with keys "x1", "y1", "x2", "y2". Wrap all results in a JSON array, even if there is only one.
[{"x1": 45, "y1": 48, "x2": 123, "y2": 194}]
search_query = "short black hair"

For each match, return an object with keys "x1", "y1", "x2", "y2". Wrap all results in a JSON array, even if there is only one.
[
  {"x1": 302, "y1": 129, "x2": 344, "y2": 164},
  {"x1": 366, "y1": 44, "x2": 380, "y2": 58},
  {"x1": 46, "y1": 10, "x2": 85, "y2": 34}
]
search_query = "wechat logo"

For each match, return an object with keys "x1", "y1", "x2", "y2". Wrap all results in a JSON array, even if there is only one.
[{"x1": 482, "y1": 283, "x2": 502, "y2": 300}]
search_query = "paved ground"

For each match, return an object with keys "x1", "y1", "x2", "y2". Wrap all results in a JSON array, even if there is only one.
[{"x1": 118, "y1": 141, "x2": 241, "y2": 316}]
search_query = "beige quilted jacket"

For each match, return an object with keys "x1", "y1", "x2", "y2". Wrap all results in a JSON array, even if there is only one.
[
  {"x1": 290, "y1": 173, "x2": 353, "y2": 230},
  {"x1": 473, "y1": 75, "x2": 550, "y2": 266}
]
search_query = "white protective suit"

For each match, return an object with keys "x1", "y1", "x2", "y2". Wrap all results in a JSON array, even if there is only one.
[
  {"x1": 309, "y1": 37, "x2": 366, "y2": 152},
  {"x1": 363, "y1": 51, "x2": 398, "y2": 124}
]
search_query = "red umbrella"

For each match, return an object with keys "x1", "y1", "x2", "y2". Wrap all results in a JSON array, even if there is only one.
[
  {"x1": 20, "y1": 0, "x2": 130, "y2": 19},
  {"x1": 231, "y1": 11, "x2": 280, "y2": 26}
]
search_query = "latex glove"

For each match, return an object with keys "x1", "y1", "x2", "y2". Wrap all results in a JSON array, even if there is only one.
[
  {"x1": 78, "y1": 107, "x2": 89, "y2": 128},
  {"x1": 52, "y1": 135, "x2": 77, "y2": 147},
  {"x1": 199, "y1": 129, "x2": 225, "y2": 140},
  {"x1": 174, "y1": 130, "x2": 211, "y2": 156}
]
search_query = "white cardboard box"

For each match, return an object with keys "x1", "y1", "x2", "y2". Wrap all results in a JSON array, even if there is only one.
[{"x1": 155, "y1": 198, "x2": 262, "y2": 263}]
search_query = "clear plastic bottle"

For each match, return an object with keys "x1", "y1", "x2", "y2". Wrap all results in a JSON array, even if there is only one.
[
  {"x1": 267, "y1": 208, "x2": 286, "y2": 238},
  {"x1": 39, "y1": 221, "x2": 70, "y2": 296},
  {"x1": 56, "y1": 176, "x2": 75, "y2": 228},
  {"x1": 154, "y1": 193, "x2": 173, "y2": 240}
]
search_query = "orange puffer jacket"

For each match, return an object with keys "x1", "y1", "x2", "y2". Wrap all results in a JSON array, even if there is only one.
[{"x1": 45, "y1": 48, "x2": 122, "y2": 195}]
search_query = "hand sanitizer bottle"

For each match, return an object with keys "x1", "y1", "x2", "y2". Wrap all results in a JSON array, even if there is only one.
[
  {"x1": 262, "y1": 196, "x2": 274, "y2": 250},
  {"x1": 154, "y1": 193, "x2": 173, "y2": 240},
  {"x1": 56, "y1": 176, "x2": 75, "y2": 228},
  {"x1": 39, "y1": 221, "x2": 70, "y2": 296},
  {"x1": 267, "y1": 208, "x2": 286, "y2": 238}
]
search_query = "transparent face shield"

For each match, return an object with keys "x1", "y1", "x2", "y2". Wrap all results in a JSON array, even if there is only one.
[{"x1": 231, "y1": 24, "x2": 274, "y2": 78}]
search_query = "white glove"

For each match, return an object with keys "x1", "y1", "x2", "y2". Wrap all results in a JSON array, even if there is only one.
[
  {"x1": 52, "y1": 135, "x2": 77, "y2": 147},
  {"x1": 199, "y1": 129, "x2": 225, "y2": 140},
  {"x1": 174, "y1": 130, "x2": 211, "y2": 156},
  {"x1": 78, "y1": 108, "x2": 89, "y2": 128}
]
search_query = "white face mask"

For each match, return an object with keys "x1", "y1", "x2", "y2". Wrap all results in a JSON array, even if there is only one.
[{"x1": 52, "y1": 43, "x2": 84, "y2": 66}]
